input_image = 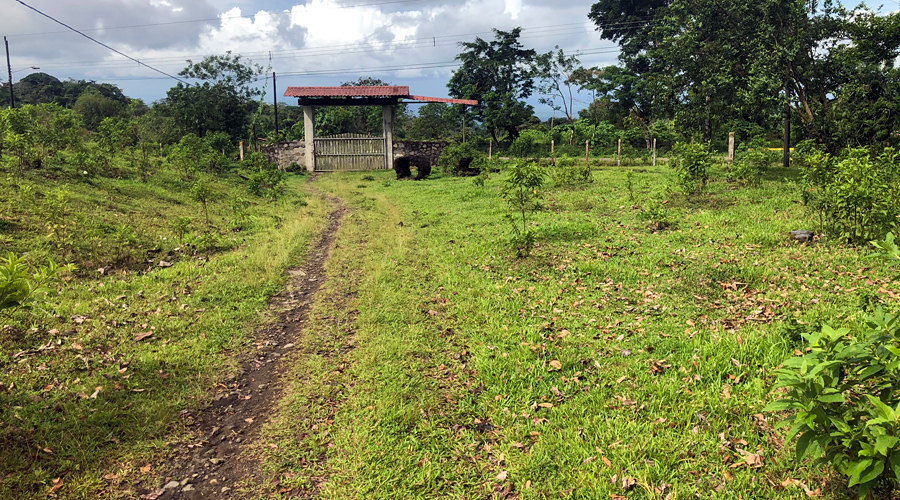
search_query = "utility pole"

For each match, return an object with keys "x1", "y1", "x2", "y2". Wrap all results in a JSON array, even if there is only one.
[
  {"x1": 783, "y1": 78, "x2": 791, "y2": 168},
  {"x1": 5, "y1": 37, "x2": 13, "y2": 108},
  {"x1": 272, "y1": 71, "x2": 279, "y2": 137}
]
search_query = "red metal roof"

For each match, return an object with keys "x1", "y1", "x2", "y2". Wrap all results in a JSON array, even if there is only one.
[
  {"x1": 409, "y1": 95, "x2": 478, "y2": 106},
  {"x1": 284, "y1": 85, "x2": 410, "y2": 98}
]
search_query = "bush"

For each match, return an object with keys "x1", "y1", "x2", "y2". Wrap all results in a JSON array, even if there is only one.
[
  {"x1": 503, "y1": 160, "x2": 545, "y2": 257},
  {"x1": 766, "y1": 311, "x2": 900, "y2": 498},
  {"x1": 669, "y1": 141, "x2": 713, "y2": 195},
  {"x1": 509, "y1": 129, "x2": 550, "y2": 158},
  {"x1": 731, "y1": 137, "x2": 779, "y2": 187},
  {"x1": 797, "y1": 145, "x2": 900, "y2": 244},
  {"x1": 243, "y1": 152, "x2": 286, "y2": 199},
  {"x1": 0, "y1": 252, "x2": 72, "y2": 319},
  {"x1": 437, "y1": 142, "x2": 488, "y2": 175},
  {"x1": 549, "y1": 155, "x2": 592, "y2": 186}
]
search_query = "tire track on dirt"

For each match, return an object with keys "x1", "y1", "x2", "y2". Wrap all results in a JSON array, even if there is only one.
[{"x1": 139, "y1": 191, "x2": 345, "y2": 500}]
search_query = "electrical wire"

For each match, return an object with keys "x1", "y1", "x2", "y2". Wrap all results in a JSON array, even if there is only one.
[
  {"x1": 27, "y1": 18, "x2": 646, "y2": 73},
  {"x1": 12, "y1": 0, "x2": 191, "y2": 85},
  {"x1": 6, "y1": 0, "x2": 428, "y2": 37}
]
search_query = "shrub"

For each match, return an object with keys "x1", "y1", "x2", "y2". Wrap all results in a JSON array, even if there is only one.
[
  {"x1": 169, "y1": 217, "x2": 193, "y2": 243},
  {"x1": 797, "y1": 145, "x2": 900, "y2": 244},
  {"x1": 190, "y1": 178, "x2": 214, "y2": 227},
  {"x1": 437, "y1": 142, "x2": 488, "y2": 175},
  {"x1": 0, "y1": 252, "x2": 72, "y2": 319},
  {"x1": 731, "y1": 141, "x2": 775, "y2": 187},
  {"x1": 766, "y1": 311, "x2": 900, "y2": 499},
  {"x1": 549, "y1": 155, "x2": 592, "y2": 186},
  {"x1": 509, "y1": 129, "x2": 550, "y2": 158},
  {"x1": 669, "y1": 141, "x2": 713, "y2": 195},
  {"x1": 640, "y1": 194, "x2": 674, "y2": 231},
  {"x1": 503, "y1": 160, "x2": 545, "y2": 257},
  {"x1": 243, "y1": 153, "x2": 286, "y2": 199}
]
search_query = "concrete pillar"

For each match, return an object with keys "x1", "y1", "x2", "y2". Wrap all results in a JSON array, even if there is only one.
[
  {"x1": 383, "y1": 105, "x2": 394, "y2": 170},
  {"x1": 303, "y1": 105, "x2": 315, "y2": 172}
]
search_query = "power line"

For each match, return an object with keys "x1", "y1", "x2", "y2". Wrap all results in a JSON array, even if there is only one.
[
  {"x1": 6, "y1": 0, "x2": 428, "y2": 38},
  {"x1": 13, "y1": 0, "x2": 191, "y2": 85},
  {"x1": 27, "y1": 19, "x2": 643, "y2": 73}
]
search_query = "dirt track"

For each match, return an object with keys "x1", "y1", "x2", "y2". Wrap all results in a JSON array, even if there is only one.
[{"x1": 137, "y1": 194, "x2": 345, "y2": 500}]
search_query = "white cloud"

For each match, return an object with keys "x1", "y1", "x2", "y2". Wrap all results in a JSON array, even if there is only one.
[{"x1": 1, "y1": 0, "x2": 619, "y2": 114}]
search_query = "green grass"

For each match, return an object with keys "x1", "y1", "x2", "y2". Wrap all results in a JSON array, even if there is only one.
[
  {"x1": 0, "y1": 169, "x2": 328, "y2": 499},
  {"x1": 257, "y1": 163, "x2": 899, "y2": 499},
  {"x1": 6, "y1": 159, "x2": 898, "y2": 498}
]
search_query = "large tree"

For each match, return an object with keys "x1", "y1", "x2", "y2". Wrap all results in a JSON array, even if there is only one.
[
  {"x1": 158, "y1": 52, "x2": 262, "y2": 140},
  {"x1": 447, "y1": 28, "x2": 537, "y2": 143},
  {"x1": 588, "y1": 0, "x2": 900, "y2": 150}
]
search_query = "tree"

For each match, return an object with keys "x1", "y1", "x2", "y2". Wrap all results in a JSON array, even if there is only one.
[
  {"x1": 588, "y1": 0, "x2": 900, "y2": 150},
  {"x1": 74, "y1": 88, "x2": 124, "y2": 130},
  {"x1": 407, "y1": 103, "x2": 456, "y2": 140},
  {"x1": 535, "y1": 47, "x2": 581, "y2": 145},
  {"x1": 159, "y1": 52, "x2": 262, "y2": 140},
  {"x1": 448, "y1": 28, "x2": 537, "y2": 144}
]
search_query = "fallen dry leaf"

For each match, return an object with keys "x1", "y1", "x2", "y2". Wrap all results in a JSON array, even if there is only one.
[
  {"x1": 134, "y1": 331, "x2": 153, "y2": 342},
  {"x1": 139, "y1": 464, "x2": 151, "y2": 473},
  {"x1": 538, "y1": 402, "x2": 554, "y2": 409},
  {"x1": 549, "y1": 359, "x2": 562, "y2": 371},
  {"x1": 495, "y1": 470, "x2": 508, "y2": 481},
  {"x1": 49, "y1": 477, "x2": 63, "y2": 493},
  {"x1": 601, "y1": 456, "x2": 612, "y2": 468}
]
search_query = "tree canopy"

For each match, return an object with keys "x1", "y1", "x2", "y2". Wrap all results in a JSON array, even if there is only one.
[{"x1": 448, "y1": 28, "x2": 538, "y2": 143}]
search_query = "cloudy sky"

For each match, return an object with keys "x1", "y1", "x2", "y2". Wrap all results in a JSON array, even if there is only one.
[{"x1": 2, "y1": 0, "x2": 897, "y2": 117}]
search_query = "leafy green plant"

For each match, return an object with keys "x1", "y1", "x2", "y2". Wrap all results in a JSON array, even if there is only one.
[
  {"x1": 797, "y1": 145, "x2": 900, "y2": 244},
  {"x1": 872, "y1": 233, "x2": 900, "y2": 263},
  {"x1": 640, "y1": 194, "x2": 674, "y2": 231},
  {"x1": 0, "y1": 252, "x2": 72, "y2": 320},
  {"x1": 243, "y1": 152, "x2": 286, "y2": 199},
  {"x1": 766, "y1": 311, "x2": 900, "y2": 499},
  {"x1": 731, "y1": 140, "x2": 773, "y2": 187},
  {"x1": 169, "y1": 217, "x2": 193, "y2": 244},
  {"x1": 625, "y1": 170, "x2": 635, "y2": 201},
  {"x1": 502, "y1": 160, "x2": 545, "y2": 257},
  {"x1": 549, "y1": 154, "x2": 592, "y2": 186},
  {"x1": 508, "y1": 129, "x2": 550, "y2": 158},
  {"x1": 190, "y1": 178, "x2": 214, "y2": 227},
  {"x1": 669, "y1": 141, "x2": 713, "y2": 195},
  {"x1": 230, "y1": 197, "x2": 254, "y2": 232},
  {"x1": 437, "y1": 142, "x2": 488, "y2": 175}
]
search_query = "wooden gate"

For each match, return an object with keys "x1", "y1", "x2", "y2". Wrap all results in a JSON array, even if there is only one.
[{"x1": 314, "y1": 133, "x2": 386, "y2": 171}]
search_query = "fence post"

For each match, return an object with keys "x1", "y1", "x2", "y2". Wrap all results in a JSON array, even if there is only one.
[
  {"x1": 728, "y1": 132, "x2": 735, "y2": 162},
  {"x1": 239, "y1": 141, "x2": 244, "y2": 161},
  {"x1": 652, "y1": 138, "x2": 657, "y2": 167},
  {"x1": 551, "y1": 140, "x2": 555, "y2": 156},
  {"x1": 617, "y1": 138, "x2": 622, "y2": 167},
  {"x1": 489, "y1": 139, "x2": 492, "y2": 160},
  {"x1": 585, "y1": 140, "x2": 589, "y2": 161}
]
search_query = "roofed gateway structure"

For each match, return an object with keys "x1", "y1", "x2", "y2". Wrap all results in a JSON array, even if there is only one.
[{"x1": 283, "y1": 85, "x2": 477, "y2": 172}]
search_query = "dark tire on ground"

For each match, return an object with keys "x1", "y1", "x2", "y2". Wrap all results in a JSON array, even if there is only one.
[
  {"x1": 455, "y1": 157, "x2": 480, "y2": 176},
  {"x1": 394, "y1": 156, "x2": 432, "y2": 180}
]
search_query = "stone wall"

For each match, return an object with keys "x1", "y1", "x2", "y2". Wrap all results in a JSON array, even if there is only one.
[
  {"x1": 260, "y1": 141, "x2": 305, "y2": 170},
  {"x1": 393, "y1": 141, "x2": 449, "y2": 165}
]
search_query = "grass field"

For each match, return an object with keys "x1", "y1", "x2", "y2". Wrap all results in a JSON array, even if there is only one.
[
  {"x1": 0, "y1": 171, "x2": 330, "y2": 498},
  {"x1": 255, "y1": 162, "x2": 898, "y2": 499},
  {"x1": 3, "y1": 160, "x2": 898, "y2": 498}
]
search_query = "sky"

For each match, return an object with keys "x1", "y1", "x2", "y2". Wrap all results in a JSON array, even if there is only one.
[{"x1": 1, "y1": 0, "x2": 897, "y2": 119}]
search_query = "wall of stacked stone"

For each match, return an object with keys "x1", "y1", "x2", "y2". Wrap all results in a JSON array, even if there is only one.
[
  {"x1": 260, "y1": 141, "x2": 305, "y2": 170},
  {"x1": 393, "y1": 141, "x2": 449, "y2": 166}
]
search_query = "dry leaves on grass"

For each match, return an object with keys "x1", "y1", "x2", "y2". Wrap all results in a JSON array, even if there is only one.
[
  {"x1": 649, "y1": 359, "x2": 672, "y2": 374},
  {"x1": 781, "y1": 478, "x2": 821, "y2": 497}
]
